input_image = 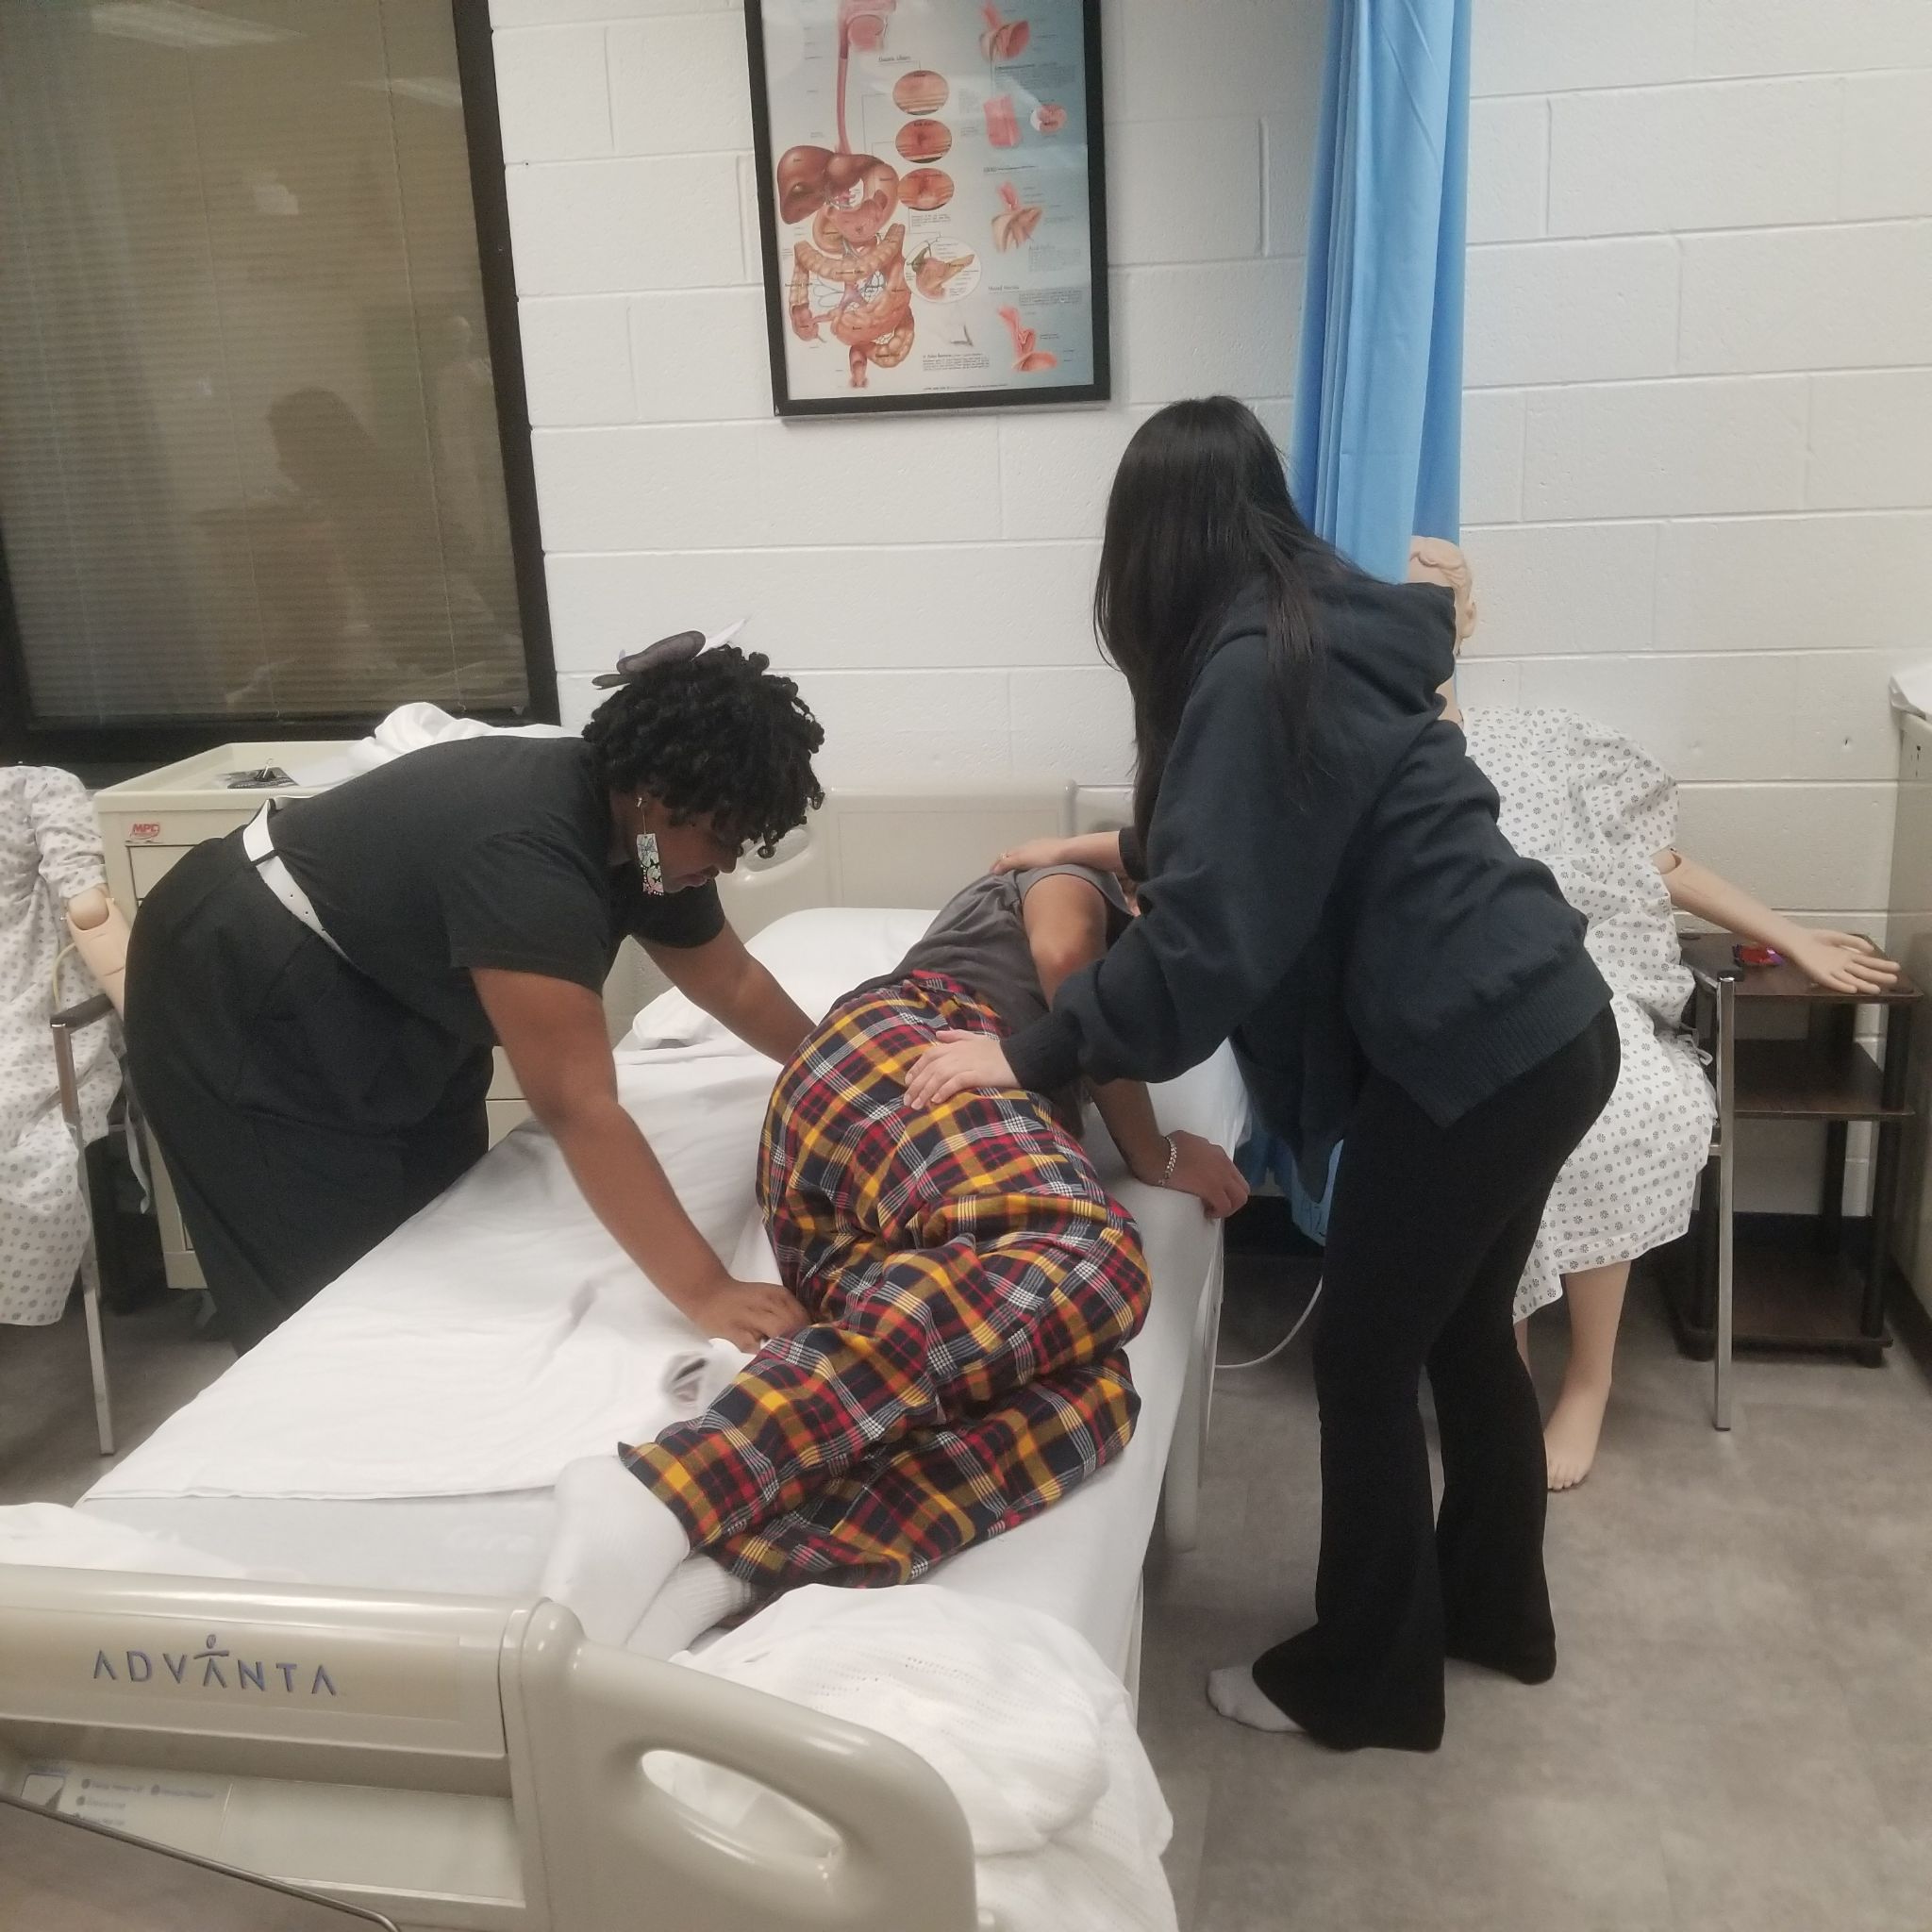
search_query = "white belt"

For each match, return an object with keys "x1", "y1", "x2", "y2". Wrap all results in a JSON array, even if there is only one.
[{"x1": 242, "y1": 805, "x2": 347, "y2": 960}]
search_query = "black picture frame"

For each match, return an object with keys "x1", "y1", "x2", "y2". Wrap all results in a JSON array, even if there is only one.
[
  {"x1": 743, "y1": 0, "x2": 1110, "y2": 419},
  {"x1": 0, "y1": 0, "x2": 555, "y2": 781}
]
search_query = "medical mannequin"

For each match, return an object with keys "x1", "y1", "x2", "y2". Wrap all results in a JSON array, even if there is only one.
[
  {"x1": 1413, "y1": 538, "x2": 1899, "y2": 1489},
  {"x1": 2, "y1": 767, "x2": 123, "y2": 1324}
]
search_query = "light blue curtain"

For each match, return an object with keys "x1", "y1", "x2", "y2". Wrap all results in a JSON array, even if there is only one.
[
  {"x1": 1290, "y1": 0, "x2": 1471, "y2": 581},
  {"x1": 1241, "y1": 0, "x2": 1472, "y2": 1230}
]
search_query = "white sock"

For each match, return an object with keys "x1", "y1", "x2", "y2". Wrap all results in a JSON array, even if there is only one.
[
  {"x1": 626, "y1": 1557, "x2": 758, "y2": 1658},
  {"x1": 1207, "y1": 1664, "x2": 1304, "y2": 1735},
  {"x1": 541, "y1": 1457, "x2": 690, "y2": 1646}
]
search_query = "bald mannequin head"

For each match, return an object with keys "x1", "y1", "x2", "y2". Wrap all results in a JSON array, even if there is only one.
[
  {"x1": 1407, "y1": 535, "x2": 1477, "y2": 649},
  {"x1": 1407, "y1": 535, "x2": 1475, "y2": 725}
]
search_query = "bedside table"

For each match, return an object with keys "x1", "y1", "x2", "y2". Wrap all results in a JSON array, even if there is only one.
[{"x1": 1666, "y1": 932, "x2": 1921, "y2": 1428}]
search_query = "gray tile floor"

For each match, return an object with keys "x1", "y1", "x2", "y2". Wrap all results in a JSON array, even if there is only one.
[
  {"x1": 0, "y1": 1292, "x2": 231, "y2": 1507},
  {"x1": 5, "y1": 1270, "x2": 1931, "y2": 1930},
  {"x1": 1147, "y1": 1258, "x2": 1932, "y2": 1931}
]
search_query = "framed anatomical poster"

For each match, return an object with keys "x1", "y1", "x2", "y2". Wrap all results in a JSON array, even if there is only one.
[{"x1": 744, "y1": 0, "x2": 1109, "y2": 416}]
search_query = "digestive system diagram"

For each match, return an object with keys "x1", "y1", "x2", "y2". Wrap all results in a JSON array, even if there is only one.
[
  {"x1": 776, "y1": 3, "x2": 916, "y2": 391},
  {"x1": 774, "y1": 0, "x2": 1068, "y2": 390}
]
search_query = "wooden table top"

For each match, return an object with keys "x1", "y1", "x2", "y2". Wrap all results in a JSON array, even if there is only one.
[{"x1": 1679, "y1": 930, "x2": 1920, "y2": 1006}]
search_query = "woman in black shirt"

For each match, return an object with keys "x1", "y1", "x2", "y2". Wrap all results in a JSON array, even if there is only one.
[
  {"x1": 908, "y1": 398, "x2": 1619, "y2": 1753},
  {"x1": 126, "y1": 641, "x2": 824, "y2": 1355}
]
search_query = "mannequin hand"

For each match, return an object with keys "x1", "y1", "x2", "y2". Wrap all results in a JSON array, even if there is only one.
[
  {"x1": 679, "y1": 1273, "x2": 810, "y2": 1352},
  {"x1": 1781, "y1": 930, "x2": 1901, "y2": 996},
  {"x1": 1150, "y1": 1130, "x2": 1250, "y2": 1220},
  {"x1": 64, "y1": 886, "x2": 131, "y2": 1014},
  {"x1": 905, "y1": 1030, "x2": 1017, "y2": 1109},
  {"x1": 991, "y1": 838, "x2": 1078, "y2": 875}
]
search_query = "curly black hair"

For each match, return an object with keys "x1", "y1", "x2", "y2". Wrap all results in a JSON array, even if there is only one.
[{"x1": 583, "y1": 643, "x2": 824, "y2": 857}]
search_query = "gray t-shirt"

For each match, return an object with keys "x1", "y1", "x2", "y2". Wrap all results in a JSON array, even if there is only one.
[{"x1": 890, "y1": 863, "x2": 1132, "y2": 1117}]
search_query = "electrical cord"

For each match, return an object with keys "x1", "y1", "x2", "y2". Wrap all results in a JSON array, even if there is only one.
[
  {"x1": 50, "y1": 939, "x2": 78, "y2": 1012},
  {"x1": 1215, "y1": 1274, "x2": 1324, "y2": 1371}
]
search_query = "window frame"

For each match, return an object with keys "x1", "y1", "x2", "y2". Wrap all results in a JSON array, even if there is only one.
[{"x1": 0, "y1": 0, "x2": 556, "y2": 781}]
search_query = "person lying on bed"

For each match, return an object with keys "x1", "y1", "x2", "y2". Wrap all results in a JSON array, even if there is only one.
[{"x1": 541, "y1": 859, "x2": 1250, "y2": 1651}]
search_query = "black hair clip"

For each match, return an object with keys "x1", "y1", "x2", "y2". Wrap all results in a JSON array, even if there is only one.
[
  {"x1": 591, "y1": 629, "x2": 708, "y2": 688},
  {"x1": 591, "y1": 622, "x2": 747, "y2": 688}
]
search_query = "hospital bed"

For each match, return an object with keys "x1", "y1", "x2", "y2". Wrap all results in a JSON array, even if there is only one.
[{"x1": 0, "y1": 784, "x2": 1241, "y2": 1932}]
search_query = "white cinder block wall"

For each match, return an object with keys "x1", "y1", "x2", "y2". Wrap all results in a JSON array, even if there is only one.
[
  {"x1": 1454, "y1": 0, "x2": 1932, "y2": 1212},
  {"x1": 492, "y1": 0, "x2": 1323, "y2": 783},
  {"x1": 495, "y1": 0, "x2": 1932, "y2": 1207},
  {"x1": 1457, "y1": 0, "x2": 1932, "y2": 958}
]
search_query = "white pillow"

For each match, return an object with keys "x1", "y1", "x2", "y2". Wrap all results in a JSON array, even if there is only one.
[
  {"x1": 625, "y1": 902, "x2": 1252, "y2": 1156},
  {"x1": 624, "y1": 906, "x2": 938, "y2": 1051}
]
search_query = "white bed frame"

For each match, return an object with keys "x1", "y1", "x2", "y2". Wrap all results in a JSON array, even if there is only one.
[{"x1": 2, "y1": 781, "x2": 1218, "y2": 1932}]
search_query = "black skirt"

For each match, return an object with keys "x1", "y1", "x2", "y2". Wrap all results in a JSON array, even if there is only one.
[{"x1": 124, "y1": 834, "x2": 491, "y2": 1351}]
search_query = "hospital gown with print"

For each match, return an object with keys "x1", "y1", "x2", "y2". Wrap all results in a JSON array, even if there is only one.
[
  {"x1": 1462, "y1": 708, "x2": 1716, "y2": 1321},
  {"x1": 0, "y1": 767, "x2": 120, "y2": 1324}
]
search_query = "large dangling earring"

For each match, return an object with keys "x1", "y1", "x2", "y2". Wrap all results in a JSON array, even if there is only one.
[
  {"x1": 634, "y1": 796, "x2": 666, "y2": 896},
  {"x1": 633, "y1": 795, "x2": 667, "y2": 895},
  {"x1": 636, "y1": 831, "x2": 665, "y2": 895}
]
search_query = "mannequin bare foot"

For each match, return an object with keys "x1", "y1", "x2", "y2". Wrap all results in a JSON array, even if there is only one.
[
  {"x1": 1543, "y1": 1381, "x2": 1610, "y2": 1491},
  {"x1": 1543, "y1": 1263, "x2": 1631, "y2": 1492}
]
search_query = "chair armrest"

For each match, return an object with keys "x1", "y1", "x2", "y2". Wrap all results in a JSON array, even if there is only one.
[{"x1": 51, "y1": 992, "x2": 116, "y2": 1030}]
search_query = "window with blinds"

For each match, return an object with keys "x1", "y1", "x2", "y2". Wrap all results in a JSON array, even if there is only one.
[{"x1": 0, "y1": 0, "x2": 542, "y2": 741}]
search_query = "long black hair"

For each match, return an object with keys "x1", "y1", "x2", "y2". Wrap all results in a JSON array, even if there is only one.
[
  {"x1": 584, "y1": 643, "x2": 824, "y2": 858},
  {"x1": 1094, "y1": 396, "x2": 1352, "y2": 844}
]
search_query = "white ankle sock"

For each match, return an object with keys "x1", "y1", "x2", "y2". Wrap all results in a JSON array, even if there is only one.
[
  {"x1": 1207, "y1": 1664, "x2": 1304, "y2": 1735},
  {"x1": 541, "y1": 1457, "x2": 690, "y2": 1646},
  {"x1": 626, "y1": 1557, "x2": 758, "y2": 1658}
]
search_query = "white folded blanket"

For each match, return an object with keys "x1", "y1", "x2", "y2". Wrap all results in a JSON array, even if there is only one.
[
  {"x1": 87, "y1": 1302, "x2": 751, "y2": 1503},
  {"x1": 89, "y1": 1048, "x2": 776, "y2": 1503},
  {"x1": 659, "y1": 1586, "x2": 1177, "y2": 1932},
  {"x1": 0, "y1": 1503, "x2": 249, "y2": 1577},
  {"x1": 346, "y1": 702, "x2": 572, "y2": 774}
]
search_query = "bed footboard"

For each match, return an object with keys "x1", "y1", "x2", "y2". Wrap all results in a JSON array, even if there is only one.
[
  {"x1": 0, "y1": 1566, "x2": 976, "y2": 1932},
  {"x1": 511, "y1": 1602, "x2": 976, "y2": 1932}
]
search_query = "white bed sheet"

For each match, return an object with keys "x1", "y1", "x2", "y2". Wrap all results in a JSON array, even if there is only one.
[
  {"x1": 89, "y1": 1046, "x2": 778, "y2": 1502},
  {"x1": 85, "y1": 1163, "x2": 1214, "y2": 1672}
]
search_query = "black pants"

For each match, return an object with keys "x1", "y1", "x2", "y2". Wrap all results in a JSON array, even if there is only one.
[
  {"x1": 125, "y1": 836, "x2": 489, "y2": 1353},
  {"x1": 1252, "y1": 1006, "x2": 1619, "y2": 1752}
]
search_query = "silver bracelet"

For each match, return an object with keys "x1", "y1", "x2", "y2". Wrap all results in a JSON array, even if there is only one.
[{"x1": 1158, "y1": 1133, "x2": 1179, "y2": 1187}]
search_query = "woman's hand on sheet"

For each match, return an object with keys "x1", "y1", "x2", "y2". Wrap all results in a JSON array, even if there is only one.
[
  {"x1": 905, "y1": 1030, "x2": 1018, "y2": 1109},
  {"x1": 682, "y1": 1273, "x2": 812, "y2": 1352},
  {"x1": 1162, "y1": 1131, "x2": 1250, "y2": 1220},
  {"x1": 1783, "y1": 930, "x2": 1901, "y2": 996}
]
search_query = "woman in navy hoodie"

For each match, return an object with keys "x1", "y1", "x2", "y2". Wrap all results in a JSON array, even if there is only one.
[{"x1": 908, "y1": 396, "x2": 1617, "y2": 1753}]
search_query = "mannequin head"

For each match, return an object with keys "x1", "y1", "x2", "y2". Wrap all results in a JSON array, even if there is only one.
[
  {"x1": 1407, "y1": 536, "x2": 1476, "y2": 725},
  {"x1": 1406, "y1": 535, "x2": 1477, "y2": 648}
]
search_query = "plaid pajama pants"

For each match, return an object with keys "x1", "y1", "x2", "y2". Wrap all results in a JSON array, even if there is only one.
[{"x1": 625, "y1": 974, "x2": 1151, "y2": 1591}]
